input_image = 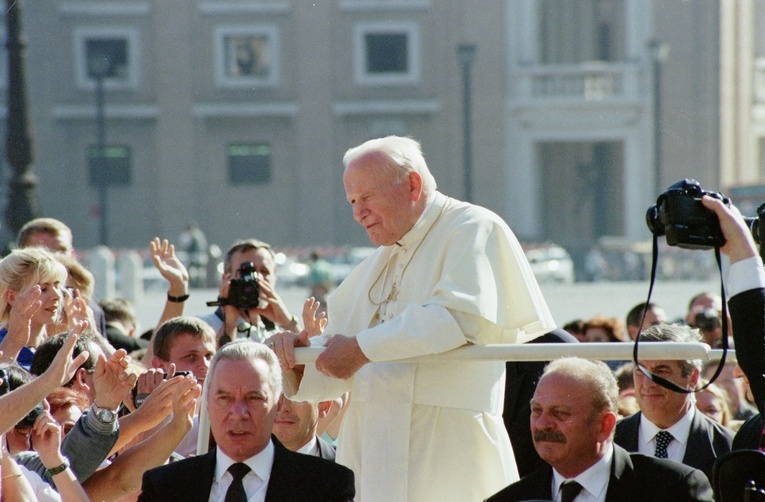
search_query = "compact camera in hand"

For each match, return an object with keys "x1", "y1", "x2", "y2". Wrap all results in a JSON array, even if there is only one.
[{"x1": 646, "y1": 179, "x2": 730, "y2": 250}]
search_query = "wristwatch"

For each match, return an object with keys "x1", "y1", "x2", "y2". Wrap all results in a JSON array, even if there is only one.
[{"x1": 93, "y1": 404, "x2": 119, "y2": 424}]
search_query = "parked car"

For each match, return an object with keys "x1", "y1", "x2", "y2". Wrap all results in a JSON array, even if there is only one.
[{"x1": 525, "y1": 244, "x2": 575, "y2": 284}]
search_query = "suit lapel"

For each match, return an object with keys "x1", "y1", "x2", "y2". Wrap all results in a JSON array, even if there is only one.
[
  {"x1": 264, "y1": 438, "x2": 295, "y2": 502},
  {"x1": 617, "y1": 413, "x2": 641, "y2": 452},
  {"x1": 179, "y1": 450, "x2": 217, "y2": 499},
  {"x1": 605, "y1": 445, "x2": 637, "y2": 501},
  {"x1": 682, "y1": 411, "x2": 713, "y2": 471}
]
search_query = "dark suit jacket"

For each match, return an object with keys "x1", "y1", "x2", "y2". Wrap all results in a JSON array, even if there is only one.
[
  {"x1": 485, "y1": 443, "x2": 713, "y2": 502},
  {"x1": 729, "y1": 287, "x2": 765, "y2": 450},
  {"x1": 614, "y1": 410, "x2": 733, "y2": 480},
  {"x1": 138, "y1": 437, "x2": 354, "y2": 501},
  {"x1": 503, "y1": 329, "x2": 579, "y2": 478}
]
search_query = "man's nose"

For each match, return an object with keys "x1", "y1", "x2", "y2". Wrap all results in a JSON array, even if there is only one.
[
  {"x1": 353, "y1": 202, "x2": 367, "y2": 222},
  {"x1": 230, "y1": 398, "x2": 250, "y2": 417}
]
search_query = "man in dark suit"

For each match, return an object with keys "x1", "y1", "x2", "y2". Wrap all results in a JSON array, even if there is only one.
[
  {"x1": 502, "y1": 328, "x2": 578, "y2": 477},
  {"x1": 613, "y1": 324, "x2": 733, "y2": 480},
  {"x1": 139, "y1": 339, "x2": 354, "y2": 501},
  {"x1": 486, "y1": 357, "x2": 712, "y2": 501},
  {"x1": 274, "y1": 394, "x2": 337, "y2": 461}
]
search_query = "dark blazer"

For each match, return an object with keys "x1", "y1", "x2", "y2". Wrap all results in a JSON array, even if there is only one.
[
  {"x1": 485, "y1": 443, "x2": 713, "y2": 502},
  {"x1": 316, "y1": 434, "x2": 337, "y2": 461},
  {"x1": 614, "y1": 410, "x2": 733, "y2": 480},
  {"x1": 503, "y1": 329, "x2": 579, "y2": 478},
  {"x1": 729, "y1": 287, "x2": 765, "y2": 450},
  {"x1": 138, "y1": 437, "x2": 355, "y2": 502}
]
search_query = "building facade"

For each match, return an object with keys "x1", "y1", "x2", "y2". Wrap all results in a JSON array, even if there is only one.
[{"x1": 0, "y1": 0, "x2": 727, "y2": 262}]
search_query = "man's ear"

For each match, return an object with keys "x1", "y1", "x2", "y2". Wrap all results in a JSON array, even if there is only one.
[
  {"x1": 151, "y1": 357, "x2": 170, "y2": 372},
  {"x1": 689, "y1": 368, "x2": 701, "y2": 390},
  {"x1": 318, "y1": 400, "x2": 333, "y2": 419},
  {"x1": 408, "y1": 171, "x2": 423, "y2": 201},
  {"x1": 599, "y1": 411, "x2": 617, "y2": 441},
  {"x1": 71, "y1": 367, "x2": 91, "y2": 393}
]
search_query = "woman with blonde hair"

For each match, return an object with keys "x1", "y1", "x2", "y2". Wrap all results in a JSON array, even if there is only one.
[{"x1": 0, "y1": 247, "x2": 72, "y2": 369}]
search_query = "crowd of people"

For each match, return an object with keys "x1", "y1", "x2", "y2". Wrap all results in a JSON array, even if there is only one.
[{"x1": 0, "y1": 135, "x2": 762, "y2": 501}]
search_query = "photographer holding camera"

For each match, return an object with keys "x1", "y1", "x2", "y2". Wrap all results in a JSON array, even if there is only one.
[{"x1": 200, "y1": 239, "x2": 300, "y2": 346}]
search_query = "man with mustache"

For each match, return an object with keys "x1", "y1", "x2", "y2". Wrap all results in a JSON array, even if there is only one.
[{"x1": 486, "y1": 357, "x2": 712, "y2": 501}]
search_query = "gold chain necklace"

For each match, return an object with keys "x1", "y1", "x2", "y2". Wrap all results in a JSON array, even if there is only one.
[{"x1": 367, "y1": 198, "x2": 448, "y2": 307}]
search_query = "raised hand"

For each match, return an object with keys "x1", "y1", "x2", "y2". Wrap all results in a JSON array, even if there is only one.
[
  {"x1": 93, "y1": 349, "x2": 138, "y2": 411},
  {"x1": 168, "y1": 374, "x2": 200, "y2": 434},
  {"x1": 302, "y1": 297, "x2": 327, "y2": 337},
  {"x1": 150, "y1": 238, "x2": 190, "y2": 294},
  {"x1": 31, "y1": 404, "x2": 65, "y2": 470}
]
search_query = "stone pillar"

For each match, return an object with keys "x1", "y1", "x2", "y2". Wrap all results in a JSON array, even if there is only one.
[
  {"x1": 88, "y1": 246, "x2": 116, "y2": 302},
  {"x1": 118, "y1": 250, "x2": 143, "y2": 303}
]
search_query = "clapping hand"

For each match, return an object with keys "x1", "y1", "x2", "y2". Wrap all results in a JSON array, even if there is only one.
[{"x1": 93, "y1": 349, "x2": 138, "y2": 411}]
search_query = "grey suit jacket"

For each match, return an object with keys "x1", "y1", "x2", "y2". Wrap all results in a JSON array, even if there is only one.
[
  {"x1": 614, "y1": 410, "x2": 733, "y2": 480},
  {"x1": 485, "y1": 443, "x2": 713, "y2": 502}
]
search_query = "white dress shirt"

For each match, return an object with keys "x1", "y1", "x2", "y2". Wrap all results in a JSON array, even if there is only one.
[
  {"x1": 637, "y1": 407, "x2": 695, "y2": 463},
  {"x1": 295, "y1": 435, "x2": 320, "y2": 457},
  {"x1": 208, "y1": 440, "x2": 274, "y2": 502},
  {"x1": 551, "y1": 442, "x2": 613, "y2": 502}
]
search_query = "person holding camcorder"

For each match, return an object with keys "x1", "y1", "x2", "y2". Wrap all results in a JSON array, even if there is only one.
[{"x1": 200, "y1": 239, "x2": 301, "y2": 347}]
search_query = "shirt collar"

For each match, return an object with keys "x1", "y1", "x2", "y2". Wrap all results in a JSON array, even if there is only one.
[
  {"x1": 552, "y1": 442, "x2": 613, "y2": 501},
  {"x1": 396, "y1": 191, "x2": 443, "y2": 248},
  {"x1": 639, "y1": 407, "x2": 695, "y2": 448},
  {"x1": 295, "y1": 435, "x2": 319, "y2": 456},
  {"x1": 214, "y1": 440, "x2": 275, "y2": 484}
]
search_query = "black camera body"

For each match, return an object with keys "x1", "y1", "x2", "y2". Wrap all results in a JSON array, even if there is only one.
[
  {"x1": 226, "y1": 262, "x2": 261, "y2": 310},
  {"x1": 646, "y1": 179, "x2": 730, "y2": 250}
]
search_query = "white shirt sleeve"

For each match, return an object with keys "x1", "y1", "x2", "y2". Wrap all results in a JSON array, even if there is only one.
[{"x1": 726, "y1": 256, "x2": 765, "y2": 298}]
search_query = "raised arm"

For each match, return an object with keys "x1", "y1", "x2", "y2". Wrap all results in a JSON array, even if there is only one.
[
  {"x1": 701, "y1": 195, "x2": 765, "y2": 412},
  {"x1": 32, "y1": 408, "x2": 90, "y2": 502},
  {"x1": 142, "y1": 238, "x2": 189, "y2": 363},
  {"x1": 0, "y1": 332, "x2": 88, "y2": 434},
  {"x1": 83, "y1": 375, "x2": 199, "y2": 501}
]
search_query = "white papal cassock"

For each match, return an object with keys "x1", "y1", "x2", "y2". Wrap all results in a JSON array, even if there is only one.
[{"x1": 290, "y1": 191, "x2": 555, "y2": 501}]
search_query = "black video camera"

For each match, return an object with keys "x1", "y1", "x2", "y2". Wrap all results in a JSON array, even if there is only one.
[
  {"x1": 646, "y1": 179, "x2": 730, "y2": 250},
  {"x1": 207, "y1": 261, "x2": 261, "y2": 310}
]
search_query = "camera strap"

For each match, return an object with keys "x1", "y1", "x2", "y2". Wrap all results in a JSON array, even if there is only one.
[{"x1": 632, "y1": 234, "x2": 729, "y2": 394}]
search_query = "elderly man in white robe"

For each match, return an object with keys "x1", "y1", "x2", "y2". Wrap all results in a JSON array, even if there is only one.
[{"x1": 267, "y1": 135, "x2": 555, "y2": 501}]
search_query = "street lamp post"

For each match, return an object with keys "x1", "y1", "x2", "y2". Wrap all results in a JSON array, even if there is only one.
[
  {"x1": 88, "y1": 55, "x2": 112, "y2": 246},
  {"x1": 648, "y1": 40, "x2": 669, "y2": 197},
  {"x1": 458, "y1": 44, "x2": 477, "y2": 203},
  {"x1": 4, "y1": 0, "x2": 41, "y2": 240}
]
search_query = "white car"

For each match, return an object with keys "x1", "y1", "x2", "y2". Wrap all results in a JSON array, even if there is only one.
[{"x1": 525, "y1": 245, "x2": 575, "y2": 284}]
